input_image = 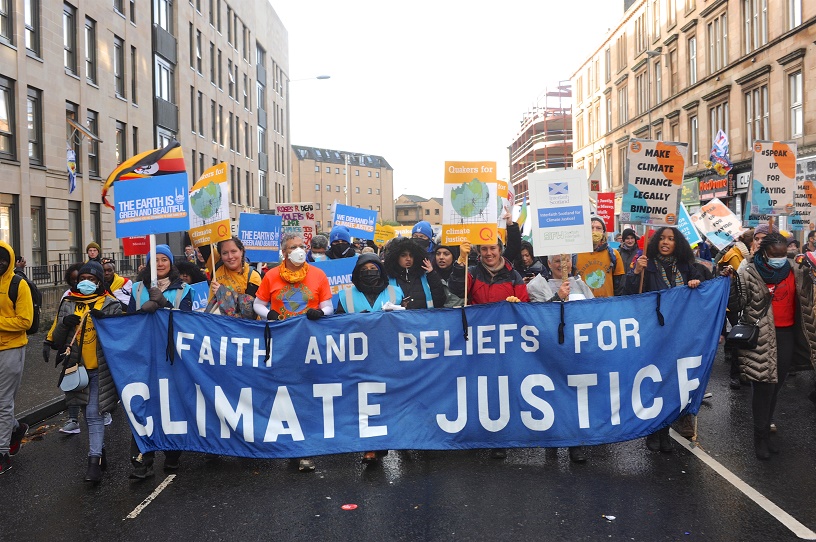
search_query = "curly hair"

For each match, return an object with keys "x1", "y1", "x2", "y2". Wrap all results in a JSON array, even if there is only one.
[
  {"x1": 64, "y1": 262, "x2": 83, "y2": 287},
  {"x1": 758, "y1": 232, "x2": 788, "y2": 257},
  {"x1": 645, "y1": 227, "x2": 696, "y2": 264}
]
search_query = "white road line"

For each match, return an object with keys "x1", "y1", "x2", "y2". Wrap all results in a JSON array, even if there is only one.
[
  {"x1": 671, "y1": 429, "x2": 816, "y2": 540},
  {"x1": 124, "y1": 474, "x2": 177, "y2": 520}
]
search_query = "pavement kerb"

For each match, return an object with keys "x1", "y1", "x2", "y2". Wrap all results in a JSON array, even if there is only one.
[{"x1": 17, "y1": 396, "x2": 66, "y2": 427}]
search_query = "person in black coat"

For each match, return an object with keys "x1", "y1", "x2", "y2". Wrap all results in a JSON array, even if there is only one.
[
  {"x1": 625, "y1": 227, "x2": 702, "y2": 452},
  {"x1": 383, "y1": 237, "x2": 446, "y2": 309}
]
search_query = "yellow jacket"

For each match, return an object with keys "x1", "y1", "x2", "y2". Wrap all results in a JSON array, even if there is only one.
[{"x1": 0, "y1": 241, "x2": 32, "y2": 350}]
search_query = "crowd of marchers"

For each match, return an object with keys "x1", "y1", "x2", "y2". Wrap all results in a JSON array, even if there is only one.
[{"x1": 1, "y1": 217, "x2": 815, "y2": 483}]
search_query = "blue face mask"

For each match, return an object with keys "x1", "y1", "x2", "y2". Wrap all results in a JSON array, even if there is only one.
[
  {"x1": 77, "y1": 279, "x2": 98, "y2": 295},
  {"x1": 767, "y1": 257, "x2": 788, "y2": 269},
  {"x1": 312, "y1": 253, "x2": 328, "y2": 262}
]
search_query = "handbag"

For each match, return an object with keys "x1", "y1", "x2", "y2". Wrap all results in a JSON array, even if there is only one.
[
  {"x1": 725, "y1": 275, "x2": 771, "y2": 350},
  {"x1": 57, "y1": 311, "x2": 91, "y2": 392}
]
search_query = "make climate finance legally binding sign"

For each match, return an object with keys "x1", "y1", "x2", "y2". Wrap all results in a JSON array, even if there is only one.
[
  {"x1": 620, "y1": 139, "x2": 688, "y2": 226},
  {"x1": 528, "y1": 169, "x2": 592, "y2": 256},
  {"x1": 114, "y1": 172, "x2": 189, "y2": 238}
]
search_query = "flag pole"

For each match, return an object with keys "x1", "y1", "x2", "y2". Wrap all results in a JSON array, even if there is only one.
[{"x1": 149, "y1": 235, "x2": 158, "y2": 288}]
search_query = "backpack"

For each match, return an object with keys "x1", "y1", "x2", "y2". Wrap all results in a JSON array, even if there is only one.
[{"x1": 9, "y1": 273, "x2": 41, "y2": 335}]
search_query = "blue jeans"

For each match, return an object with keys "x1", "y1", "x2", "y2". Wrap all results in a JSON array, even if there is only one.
[{"x1": 83, "y1": 370, "x2": 104, "y2": 457}]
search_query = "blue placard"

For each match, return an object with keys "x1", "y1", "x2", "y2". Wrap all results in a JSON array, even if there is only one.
[
  {"x1": 676, "y1": 203, "x2": 703, "y2": 246},
  {"x1": 312, "y1": 256, "x2": 358, "y2": 307},
  {"x1": 238, "y1": 213, "x2": 282, "y2": 263},
  {"x1": 537, "y1": 205, "x2": 584, "y2": 227},
  {"x1": 333, "y1": 204, "x2": 378, "y2": 240},
  {"x1": 96, "y1": 278, "x2": 729, "y2": 458},
  {"x1": 114, "y1": 173, "x2": 190, "y2": 238},
  {"x1": 189, "y1": 281, "x2": 210, "y2": 312}
]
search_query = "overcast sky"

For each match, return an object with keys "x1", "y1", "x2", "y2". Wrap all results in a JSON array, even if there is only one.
[{"x1": 274, "y1": 1, "x2": 624, "y2": 199}]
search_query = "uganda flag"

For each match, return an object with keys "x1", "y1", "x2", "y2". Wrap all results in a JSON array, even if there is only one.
[{"x1": 101, "y1": 140, "x2": 186, "y2": 209}]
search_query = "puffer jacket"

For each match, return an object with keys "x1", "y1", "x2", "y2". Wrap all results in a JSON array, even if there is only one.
[
  {"x1": 383, "y1": 237, "x2": 446, "y2": 309},
  {"x1": 729, "y1": 259, "x2": 816, "y2": 382},
  {"x1": 0, "y1": 241, "x2": 33, "y2": 350},
  {"x1": 448, "y1": 259, "x2": 529, "y2": 304},
  {"x1": 49, "y1": 294, "x2": 123, "y2": 413}
]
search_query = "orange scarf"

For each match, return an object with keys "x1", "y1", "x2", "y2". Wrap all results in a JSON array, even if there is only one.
[{"x1": 279, "y1": 261, "x2": 309, "y2": 284}]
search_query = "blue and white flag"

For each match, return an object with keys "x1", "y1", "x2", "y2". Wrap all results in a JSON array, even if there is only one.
[
  {"x1": 67, "y1": 147, "x2": 77, "y2": 194},
  {"x1": 96, "y1": 278, "x2": 729, "y2": 458}
]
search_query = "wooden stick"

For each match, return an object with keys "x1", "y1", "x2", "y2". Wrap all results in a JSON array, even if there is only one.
[
  {"x1": 463, "y1": 249, "x2": 468, "y2": 307},
  {"x1": 560, "y1": 254, "x2": 569, "y2": 284},
  {"x1": 638, "y1": 229, "x2": 652, "y2": 294}
]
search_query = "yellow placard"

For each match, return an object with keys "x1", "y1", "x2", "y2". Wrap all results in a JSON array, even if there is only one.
[
  {"x1": 189, "y1": 163, "x2": 232, "y2": 247},
  {"x1": 442, "y1": 161, "x2": 498, "y2": 245},
  {"x1": 373, "y1": 224, "x2": 395, "y2": 247}
]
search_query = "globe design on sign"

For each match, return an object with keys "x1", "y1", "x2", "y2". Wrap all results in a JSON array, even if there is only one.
[
  {"x1": 585, "y1": 269, "x2": 606, "y2": 290},
  {"x1": 451, "y1": 178, "x2": 489, "y2": 218},
  {"x1": 190, "y1": 181, "x2": 222, "y2": 220}
]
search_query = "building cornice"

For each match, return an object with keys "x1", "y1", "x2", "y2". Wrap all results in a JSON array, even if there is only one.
[
  {"x1": 682, "y1": 100, "x2": 699, "y2": 111},
  {"x1": 699, "y1": 0, "x2": 728, "y2": 18},
  {"x1": 603, "y1": 86, "x2": 613, "y2": 95},
  {"x1": 663, "y1": 33, "x2": 678, "y2": 46},
  {"x1": 735, "y1": 65, "x2": 771, "y2": 85},
  {"x1": 701, "y1": 85, "x2": 731, "y2": 102},
  {"x1": 631, "y1": 57, "x2": 648, "y2": 72},
  {"x1": 615, "y1": 134, "x2": 631, "y2": 145},
  {"x1": 777, "y1": 48, "x2": 806, "y2": 66},
  {"x1": 681, "y1": 19, "x2": 697, "y2": 33},
  {"x1": 665, "y1": 109, "x2": 681, "y2": 119},
  {"x1": 634, "y1": 125, "x2": 650, "y2": 137},
  {"x1": 651, "y1": 117, "x2": 664, "y2": 126},
  {"x1": 614, "y1": 73, "x2": 629, "y2": 86}
]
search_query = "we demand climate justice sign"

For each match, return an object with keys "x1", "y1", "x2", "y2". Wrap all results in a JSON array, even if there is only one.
[{"x1": 95, "y1": 279, "x2": 729, "y2": 458}]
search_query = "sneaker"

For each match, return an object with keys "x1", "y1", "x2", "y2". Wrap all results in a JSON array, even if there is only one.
[
  {"x1": 729, "y1": 378, "x2": 741, "y2": 390},
  {"x1": 129, "y1": 457, "x2": 154, "y2": 480},
  {"x1": 103, "y1": 412, "x2": 112, "y2": 426},
  {"x1": 60, "y1": 419, "x2": 81, "y2": 434},
  {"x1": 674, "y1": 414, "x2": 695, "y2": 439},
  {"x1": 569, "y1": 446, "x2": 587, "y2": 463},
  {"x1": 298, "y1": 458, "x2": 315, "y2": 472},
  {"x1": 361, "y1": 451, "x2": 378, "y2": 464},
  {"x1": 8, "y1": 422, "x2": 28, "y2": 456},
  {"x1": 0, "y1": 453, "x2": 10, "y2": 475},
  {"x1": 770, "y1": 423, "x2": 777, "y2": 433}
]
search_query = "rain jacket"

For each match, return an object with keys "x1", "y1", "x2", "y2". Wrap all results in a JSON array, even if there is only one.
[{"x1": 0, "y1": 241, "x2": 32, "y2": 350}]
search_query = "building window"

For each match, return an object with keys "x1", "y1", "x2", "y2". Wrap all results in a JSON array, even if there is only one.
[
  {"x1": 635, "y1": 12, "x2": 647, "y2": 54},
  {"x1": 196, "y1": 30, "x2": 202, "y2": 73},
  {"x1": 24, "y1": 0, "x2": 40, "y2": 55},
  {"x1": 355, "y1": 170, "x2": 360, "y2": 176},
  {"x1": 668, "y1": 47, "x2": 678, "y2": 96},
  {"x1": 210, "y1": 99, "x2": 216, "y2": 141},
  {"x1": 90, "y1": 203, "x2": 101, "y2": 250},
  {"x1": 132, "y1": 125, "x2": 138, "y2": 154},
  {"x1": 114, "y1": 0, "x2": 124, "y2": 14},
  {"x1": 636, "y1": 71, "x2": 648, "y2": 115},
  {"x1": 368, "y1": 188, "x2": 372, "y2": 194},
  {"x1": 228, "y1": 59, "x2": 234, "y2": 97},
  {"x1": 325, "y1": 184, "x2": 330, "y2": 192},
  {"x1": 198, "y1": 152, "x2": 204, "y2": 177},
  {"x1": 68, "y1": 201, "x2": 81, "y2": 262},
  {"x1": 789, "y1": 71, "x2": 803, "y2": 138},
  {"x1": 217, "y1": 49, "x2": 222, "y2": 89},
  {"x1": 355, "y1": 187, "x2": 360, "y2": 194},
  {"x1": 209, "y1": 42, "x2": 215, "y2": 83},
  {"x1": 129, "y1": 0, "x2": 135, "y2": 23},
  {"x1": 651, "y1": 0, "x2": 660, "y2": 40},
  {"x1": 376, "y1": 172, "x2": 380, "y2": 178},
  {"x1": 617, "y1": 145, "x2": 626, "y2": 187},
  {"x1": 687, "y1": 36, "x2": 697, "y2": 85},
  {"x1": 30, "y1": 197, "x2": 45, "y2": 266},
  {"x1": 114, "y1": 36, "x2": 125, "y2": 97},
  {"x1": 130, "y1": 46, "x2": 137, "y2": 104},
  {"x1": 617, "y1": 86, "x2": 628, "y2": 125},
  {"x1": 709, "y1": 102, "x2": 729, "y2": 150},
  {"x1": 667, "y1": 0, "x2": 677, "y2": 27},
  {"x1": 154, "y1": 0, "x2": 171, "y2": 32},
  {"x1": 707, "y1": 12, "x2": 727, "y2": 74},
  {"x1": 218, "y1": 105, "x2": 223, "y2": 144},
  {"x1": 87, "y1": 110, "x2": 99, "y2": 176},
  {"x1": 64, "y1": 3, "x2": 77, "y2": 74},
  {"x1": 115, "y1": 121, "x2": 126, "y2": 164},
  {"x1": 788, "y1": 0, "x2": 802, "y2": 29},
  {"x1": 26, "y1": 87, "x2": 42, "y2": 165},
  {"x1": 745, "y1": 84, "x2": 769, "y2": 147},
  {"x1": 604, "y1": 47, "x2": 611, "y2": 83},
  {"x1": 155, "y1": 56, "x2": 173, "y2": 102},
  {"x1": 689, "y1": 115, "x2": 698, "y2": 165},
  {"x1": 228, "y1": 111, "x2": 234, "y2": 150},
  {"x1": 368, "y1": 171, "x2": 372, "y2": 177},
  {"x1": 314, "y1": 183, "x2": 320, "y2": 191},
  {"x1": 376, "y1": 188, "x2": 380, "y2": 195},
  {"x1": 616, "y1": 33, "x2": 627, "y2": 71},
  {"x1": 654, "y1": 61, "x2": 662, "y2": 104},
  {"x1": 336, "y1": 185, "x2": 340, "y2": 192},
  {"x1": 743, "y1": 0, "x2": 768, "y2": 54},
  {"x1": 198, "y1": 91, "x2": 204, "y2": 136},
  {"x1": 0, "y1": 0, "x2": 13, "y2": 44},
  {"x1": 84, "y1": 17, "x2": 97, "y2": 83},
  {"x1": 156, "y1": 127, "x2": 172, "y2": 148},
  {"x1": 66, "y1": 101, "x2": 80, "y2": 172}
]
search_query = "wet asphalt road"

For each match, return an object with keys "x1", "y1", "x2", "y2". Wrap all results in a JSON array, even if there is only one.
[{"x1": 6, "y1": 343, "x2": 816, "y2": 541}]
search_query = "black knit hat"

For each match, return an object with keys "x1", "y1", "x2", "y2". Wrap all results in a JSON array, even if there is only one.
[{"x1": 78, "y1": 261, "x2": 105, "y2": 284}]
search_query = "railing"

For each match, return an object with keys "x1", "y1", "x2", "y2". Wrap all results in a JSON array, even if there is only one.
[
  {"x1": 27, "y1": 252, "x2": 145, "y2": 286},
  {"x1": 511, "y1": 130, "x2": 573, "y2": 163}
]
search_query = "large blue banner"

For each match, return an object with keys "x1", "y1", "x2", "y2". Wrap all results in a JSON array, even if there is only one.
[
  {"x1": 114, "y1": 173, "x2": 190, "y2": 238},
  {"x1": 96, "y1": 278, "x2": 729, "y2": 458}
]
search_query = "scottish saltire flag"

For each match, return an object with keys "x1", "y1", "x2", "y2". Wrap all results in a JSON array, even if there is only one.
[
  {"x1": 102, "y1": 140, "x2": 186, "y2": 209},
  {"x1": 549, "y1": 182, "x2": 569, "y2": 195},
  {"x1": 706, "y1": 129, "x2": 733, "y2": 176},
  {"x1": 67, "y1": 147, "x2": 77, "y2": 194}
]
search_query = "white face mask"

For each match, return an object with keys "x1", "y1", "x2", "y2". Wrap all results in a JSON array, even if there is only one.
[{"x1": 288, "y1": 247, "x2": 307, "y2": 265}]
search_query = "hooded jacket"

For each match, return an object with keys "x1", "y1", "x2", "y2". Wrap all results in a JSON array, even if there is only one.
[
  {"x1": 336, "y1": 253, "x2": 403, "y2": 313},
  {"x1": 384, "y1": 237, "x2": 445, "y2": 309},
  {"x1": 0, "y1": 241, "x2": 33, "y2": 350}
]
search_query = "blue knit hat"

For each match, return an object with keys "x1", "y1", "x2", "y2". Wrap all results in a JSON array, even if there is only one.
[
  {"x1": 412, "y1": 220, "x2": 433, "y2": 239},
  {"x1": 330, "y1": 225, "x2": 351, "y2": 244},
  {"x1": 146, "y1": 244, "x2": 174, "y2": 264}
]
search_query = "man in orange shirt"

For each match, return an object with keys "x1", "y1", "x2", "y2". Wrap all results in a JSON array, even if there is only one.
[{"x1": 253, "y1": 232, "x2": 333, "y2": 473}]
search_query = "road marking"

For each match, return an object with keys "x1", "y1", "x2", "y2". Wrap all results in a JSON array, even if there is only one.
[
  {"x1": 671, "y1": 429, "x2": 816, "y2": 540},
  {"x1": 125, "y1": 474, "x2": 176, "y2": 520}
]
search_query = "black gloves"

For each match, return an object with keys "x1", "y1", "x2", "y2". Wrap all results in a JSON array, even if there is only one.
[
  {"x1": 140, "y1": 300, "x2": 160, "y2": 313},
  {"x1": 267, "y1": 309, "x2": 280, "y2": 321},
  {"x1": 55, "y1": 351, "x2": 69, "y2": 367},
  {"x1": 148, "y1": 287, "x2": 169, "y2": 307},
  {"x1": 63, "y1": 314, "x2": 81, "y2": 327},
  {"x1": 42, "y1": 342, "x2": 51, "y2": 364},
  {"x1": 306, "y1": 308, "x2": 324, "y2": 320}
]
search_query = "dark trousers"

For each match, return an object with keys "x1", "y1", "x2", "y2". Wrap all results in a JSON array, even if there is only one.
[
  {"x1": 724, "y1": 311, "x2": 741, "y2": 379},
  {"x1": 751, "y1": 328, "x2": 794, "y2": 434},
  {"x1": 130, "y1": 436, "x2": 181, "y2": 465}
]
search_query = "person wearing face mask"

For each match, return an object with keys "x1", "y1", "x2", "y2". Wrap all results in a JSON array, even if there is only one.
[
  {"x1": 574, "y1": 217, "x2": 625, "y2": 298},
  {"x1": 253, "y1": 233, "x2": 333, "y2": 472},
  {"x1": 725, "y1": 232, "x2": 816, "y2": 460},
  {"x1": 327, "y1": 226, "x2": 356, "y2": 260},
  {"x1": 307, "y1": 234, "x2": 330, "y2": 262},
  {"x1": 383, "y1": 237, "x2": 446, "y2": 310},
  {"x1": 411, "y1": 221, "x2": 436, "y2": 253},
  {"x1": 46, "y1": 261, "x2": 123, "y2": 483}
]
